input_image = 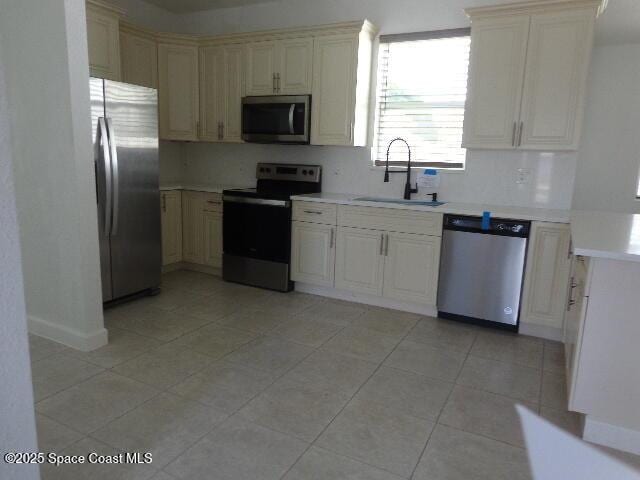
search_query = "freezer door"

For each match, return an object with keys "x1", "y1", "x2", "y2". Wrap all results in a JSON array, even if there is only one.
[
  {"x1": 104, "y1": 80, "x2": 161, "y2": 299},
  {"x1": 91, "y1": 78, "x2": 114, "y2": 302},
  {"x1": 437, "y1": 230, "x2": 527, "y2": 326}
]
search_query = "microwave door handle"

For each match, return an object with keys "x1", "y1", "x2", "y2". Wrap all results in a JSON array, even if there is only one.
[{"x1": 288, "y1": 104, "x2": 295, "y2": 135}]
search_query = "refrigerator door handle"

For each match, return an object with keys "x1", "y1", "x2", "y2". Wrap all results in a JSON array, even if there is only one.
[
  {"x1": 98, "y1": 117, "x2": 112, "y2": 237},
  {"x1": 106, "y1": 118, "x2": 120, "y2": 236}
]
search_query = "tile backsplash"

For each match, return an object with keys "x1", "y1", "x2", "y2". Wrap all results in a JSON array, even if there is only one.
[{"x1": 161, "y1": 142, "x2": 577, "y2": 210}]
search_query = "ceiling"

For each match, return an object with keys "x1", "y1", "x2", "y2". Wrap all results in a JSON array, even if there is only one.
[{"x1": 140, "y1": 0, "x2": 640, "y2": 45}]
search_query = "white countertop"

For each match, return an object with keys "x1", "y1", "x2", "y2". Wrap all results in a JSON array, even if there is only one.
[
  {"x1": 160, "y1": 184, "x2": 252, "y2": 194},
  {"x1": 571, "y1": 211, "x2": 640, "y2": 263},
  {"x1": 290, "y1": 192, "x2": 572, "y2": 223}
]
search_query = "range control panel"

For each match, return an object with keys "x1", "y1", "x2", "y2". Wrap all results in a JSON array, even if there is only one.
[{"x1": 256, "y1": 163, "x2": 322, "y2": 183}]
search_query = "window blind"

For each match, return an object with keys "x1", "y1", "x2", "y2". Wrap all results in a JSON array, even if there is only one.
[{"x1": 373, "y1": 29, "x2": 471, "y2": 169}]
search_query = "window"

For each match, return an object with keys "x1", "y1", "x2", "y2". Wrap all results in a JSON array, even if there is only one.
[{"x1": 373, "y1": 29, "x2": 471, "y2": 169}]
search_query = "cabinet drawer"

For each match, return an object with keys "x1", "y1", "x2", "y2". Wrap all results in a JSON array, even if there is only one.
[
  {"x1": 293, "y1": 201, "x2": 337, "y2": 225},
  {"x1": 338, "y1": 205, "x2": 443, "y2": 236},
  {"x1": 203, "y1": 193, "x2": 222, "y2": 212}
]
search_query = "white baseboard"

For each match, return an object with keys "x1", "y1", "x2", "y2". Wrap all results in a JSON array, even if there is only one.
[
  {"x1": 295, "y1": 282, "x2": 438, "y2": 317},
  {"x1": 518, "y1": 322, "x2": 564, "y2": 342},
  {"x1": 28, "y1": 315, "x2": 108, "y2": 352},
  {"x1": 583, "y1": 416, "x2": 640, "y2": 455}
]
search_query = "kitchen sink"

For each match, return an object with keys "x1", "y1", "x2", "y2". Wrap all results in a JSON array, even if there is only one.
[{"x1": 353, "y1": 196, "x2": 447, "y2": 207}]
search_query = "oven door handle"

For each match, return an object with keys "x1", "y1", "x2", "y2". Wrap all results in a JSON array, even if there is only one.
[{"x1": 223, "y1": 196, "x2": 290, "y2": 207}]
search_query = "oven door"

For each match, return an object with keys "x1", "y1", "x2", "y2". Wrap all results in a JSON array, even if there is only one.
[
  {"x1": 222, "y1": 196, "x2": 292, "y2": 263},
  {"x1": 242, "y1": 95, "x2": 310, "y2": 144}
]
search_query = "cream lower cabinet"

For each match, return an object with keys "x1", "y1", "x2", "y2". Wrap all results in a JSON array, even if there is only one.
[
  {"x1": 86, "y1": 0, "x2": 123, "y2": 81},
  {"x1": 383, "y1": 232, "x2": 441, "y2": 305},
  {"x1": 203, "y1": 210, "x2": 223, "y2": 268},
  {"x1": 291, "y1": 222, "x2": 335, "y2": 287},
  {"x1": 295, "y1": 203, "x2": 442, "y2": 306},
  {"x1": 520, "y1": 222, "x2": 571, "y2": 333},
  {"x1": 182, "y1": 191, "x2": 204, "y2": 263},
  {"x1": 182, "y1": 191, "x2": 223, "y2": 267},
  {"x1": 160, "y1": 191, "x2": 182, "y2": 266},
  {"x1": 335, "y1": 227, "x2": 385, "y2": 295}
]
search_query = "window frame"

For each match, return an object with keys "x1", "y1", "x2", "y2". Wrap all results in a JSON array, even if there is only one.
[{"x1": 372, "y1": 27, "x2": 471, "y2": 171}]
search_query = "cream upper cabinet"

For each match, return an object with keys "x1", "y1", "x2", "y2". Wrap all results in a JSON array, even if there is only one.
[
  {"x1": 245, "y1": 38, "x2": 313, "y2": 96},
  {"x1": 463, "y1": 1, "x2": 600, "y2": 151},
  {"x1": 335, "y1": 226, "x2": 385, "y2": 296},
  {"x1": 311, "y1": 23, "x2": 376, "y2": 146},
  {"x1": 160, "y1": 191, "x2": 182, "y2": 266},
  {"x1": 245, "y1": 41, "x2": 278, "y2": 95},
  {"x1": 158, "y1": 39, "x2": 199, "y2": 141},
  {"x1": 203, "y1": 211, "x2": 223, "y2": 268},
  {"x1": 291, "y1": 221, "x2": 335, "y2": 287},
  {"x1": 462, "y1": 15, "x2": 530, "y2": 149},
  {"x1": 518, "y1": 9, "x2": 595, "y2": 150},
  {"x1": 120, "y1": 24, "x2": 157, "y2": 88},
  {"x1": 86, "y1": 0, "x2": 122, "y2": 81},
  {"x1": 277, "y1": 37, "x2": 314, "y2": 95},
  {"x1": 182, "y1": 191, "x2": 204, "y2": 264},
  {"x1": 383, "y1": 232, "x2": 441, "y2": 305},
  {"x1": 200, "y1": 44, "x2": 244, "y2": 142},
  {"x1": 521, "y1": 222, "x2": 572, "y2": 333}
]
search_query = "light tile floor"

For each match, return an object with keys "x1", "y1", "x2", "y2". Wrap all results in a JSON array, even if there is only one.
[{"x1": 29, "y1": 270, "x2": 640, "y2": 479}]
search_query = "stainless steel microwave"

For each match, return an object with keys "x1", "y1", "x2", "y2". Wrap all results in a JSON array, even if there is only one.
[{"x1": 241, "y1": 95, "x2": 311, "y2": 144}]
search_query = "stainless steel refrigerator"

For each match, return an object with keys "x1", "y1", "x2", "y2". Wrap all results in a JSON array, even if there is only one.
[{"x1": 90, "y1": 78, "x2": 161, "y2": 302}]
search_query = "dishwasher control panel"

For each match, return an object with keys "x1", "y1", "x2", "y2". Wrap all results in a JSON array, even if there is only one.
[{"x1": 443, "y1": 215, "x2": 530, "y2": 238}]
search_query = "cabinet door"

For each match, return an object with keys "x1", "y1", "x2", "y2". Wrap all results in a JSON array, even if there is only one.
[
  {"x1": 521, "y1": 222, "x2": 572, "y2": 330},
  {"x1": 278, "y1": 37, "x2": 313, "y2": 95},
  {"x1": 518, "y1": 9, "x2": 595, "y2": 150},
  {"x1": 291, "y1": 222, "x2": 335, "y2": 287},
  {"x1": 311, "y1": 34, "x2": 358, "y2": 146},
  {"x1": 120, "y1": 30, "x2": 157, "y2": 88},
  {"x1": 199, "y1": 46, "x2": 225, "y2": 141},
  {"x1": 203, "y1": 211, "x2": 223, "y2": 268},
  {"x1": 383, "y1": 232, "x2": 440, "y2": 305},
  {"x1": 182, "y1": 191, "x2": 204, "y2": 264},
  {"x1": 161, "y1": 191, "x2": 182, "y2": 266},
  {"x1": 246, "y1": 41, "x2": 277, "y2": 95},
  {"x1": 86, "y1": 5, "x2": 121, "y2": 80},
  {"x1": 223, "y1": 45, "x2": 244, "y2": 142},
  {"x1": 462, "y1": 15, "x2": 530, "y2": 149},
  {"x1": 335, "y1": 226, "x2": 384, "y2": 296},
  {"x1": 564, "y1": 255, "x2": 590, "y2": 409},
  {"x1": 158, "y1": 43, "x2": 199, "y2": 141},
  {"x1": 382, "y1": 233, "x2": 441, "y2": 305}
]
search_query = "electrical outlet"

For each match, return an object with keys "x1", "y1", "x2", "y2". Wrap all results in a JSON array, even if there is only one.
[{"x1": 516, "y1": 168, "x2": 531, "y2": 185}]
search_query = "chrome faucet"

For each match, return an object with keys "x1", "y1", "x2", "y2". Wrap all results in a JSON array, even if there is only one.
[{"x1": 384, "y1": 137, "x2": 418, "y2": 200}]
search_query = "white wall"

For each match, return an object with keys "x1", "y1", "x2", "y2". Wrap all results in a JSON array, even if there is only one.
[
  {"x1": 572, "y1": 42, "x2": 640, "y2": 213},
  {"x1": 0, "y1": 26, "x2": 40, "y2": 480},
  {"x1": 170, "y1": 0, "x2": 578, "y2": 210},
  {"x1": 1, "y1": 0, "x2": 107, "y2": 351}
]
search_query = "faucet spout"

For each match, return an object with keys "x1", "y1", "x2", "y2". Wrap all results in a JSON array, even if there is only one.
[{"x1": 384, "y1": 137, "x2": 418, "y2": 200}]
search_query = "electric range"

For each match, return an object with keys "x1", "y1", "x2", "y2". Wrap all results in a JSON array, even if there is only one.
[{"x1": 222, "y1": 163, "x2": 322, "y2": 291}]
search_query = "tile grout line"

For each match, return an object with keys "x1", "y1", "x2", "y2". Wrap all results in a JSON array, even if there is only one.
[
  {"x1": 407, "y1": 326, "x2": 480, "y2": 479},
  {"x1": 277, "y1": 313, "x2": 420, "y2": 480}
]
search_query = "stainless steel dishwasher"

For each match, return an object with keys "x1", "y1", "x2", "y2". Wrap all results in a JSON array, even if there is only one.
[{"x1": 437, "y1": 214, "x2": 530, "y2": 331}]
